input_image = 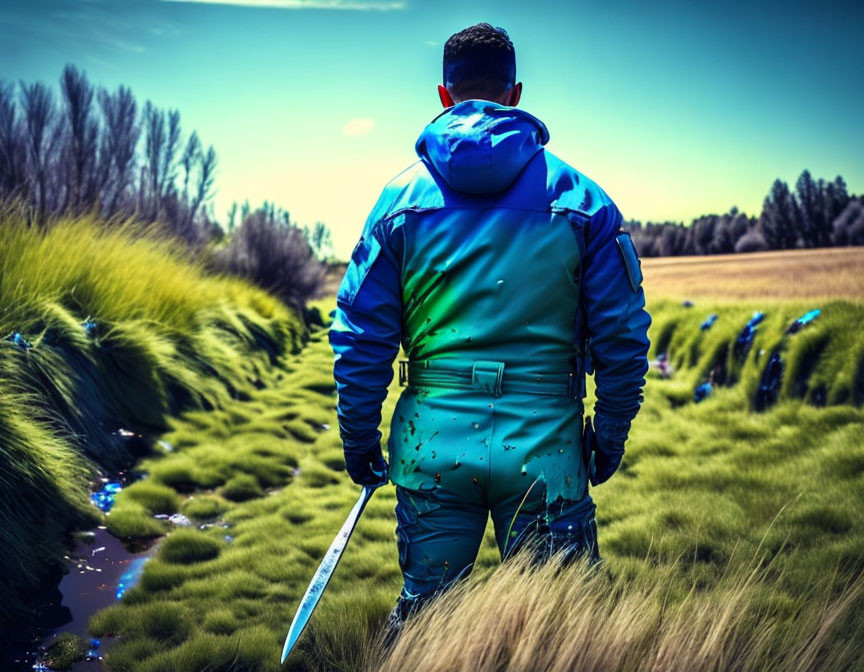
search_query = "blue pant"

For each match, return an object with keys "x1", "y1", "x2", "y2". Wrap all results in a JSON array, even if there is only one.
[
  {"x1": 386, "y1": 366, "x2": 598, "y2": 624},
  {"x1": 393, "y1": 481, "x2": 599, "y2": 611}
]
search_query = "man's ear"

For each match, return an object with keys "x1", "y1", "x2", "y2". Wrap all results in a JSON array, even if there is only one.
[
  {"x1": 507, "y1": 82, "x2": 523, "y2": 107},
  {"x1": 438, "y1": 84, "x2": 456, "y2": 108}
]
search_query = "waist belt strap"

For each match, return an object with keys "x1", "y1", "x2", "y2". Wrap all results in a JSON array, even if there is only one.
[{"x1": 399, "y1": 359, "x2": 577, "y2": 398}]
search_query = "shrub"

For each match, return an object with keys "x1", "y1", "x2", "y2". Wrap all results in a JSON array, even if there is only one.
[
  {"x1": 734, "y1": 229, "x2": 769, "y2": 253},
  {"x1": 214, "y1": 208, "x2": 326, "y2": 310}
]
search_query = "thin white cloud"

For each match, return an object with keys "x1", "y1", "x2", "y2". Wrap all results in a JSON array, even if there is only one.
[
  {"x1": 425, "y1": 40, "x2": 438, "y2": 46},
  {"x1": 342, "y1": 117, "x2": 375, "y2": 137},
  {"x1": 163, "y1": 0, "x2": 404, "y2": 9},
  {"x1": 110, "y1": 38, "x2": 146, "y2": 53}
]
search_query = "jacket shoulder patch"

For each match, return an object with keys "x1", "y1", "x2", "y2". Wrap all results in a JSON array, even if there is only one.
[
  {"x1": 337, "y1": 229, "x2": 383, "y2": 306},
  {"x1": 616, "y1": 232, "x2": 643, "y2": 292}
]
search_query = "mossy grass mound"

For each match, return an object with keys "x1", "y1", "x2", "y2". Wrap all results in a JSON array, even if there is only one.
[
  {"x1": 160, "y1": 530, "x2": 223, "y2": 565},
  {"x1": 648, "y1": 298, "x2": 864, "y2": 407},
  {"x1": 0, "y1": 211, "x2": 304, "y2": 632},
  {"x1": 44, "y1": 632, "x2": 88, "y2": 670}
]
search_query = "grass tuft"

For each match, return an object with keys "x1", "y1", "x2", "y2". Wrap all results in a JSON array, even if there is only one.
[{"x1": 160, "y1": 530, "x2": 222, "y2": 565}]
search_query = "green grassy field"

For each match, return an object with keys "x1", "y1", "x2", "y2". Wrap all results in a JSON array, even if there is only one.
[
  {"x1": 83, "y1": 293, "x2": 864, "y2": 671},
  {"x1": 3, "y1": 221, "x2": 863, "y2": 670}
]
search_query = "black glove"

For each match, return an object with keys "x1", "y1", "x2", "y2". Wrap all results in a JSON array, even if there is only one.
[
  {"x1": 344, "y1": 444, "x2": 389, "y2": 486},
  {"x1": 583, "y1": 414, "x2": 630, "y2": 486}
]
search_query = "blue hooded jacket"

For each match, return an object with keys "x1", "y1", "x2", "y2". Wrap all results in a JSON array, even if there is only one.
[{"x1": 329, "y1": 100, "x2": 651, "y2": 464}]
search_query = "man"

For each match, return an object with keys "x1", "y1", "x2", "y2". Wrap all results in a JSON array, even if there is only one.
[{"x1": 329, "y1": 23, "x2": 651, "y2": 635}]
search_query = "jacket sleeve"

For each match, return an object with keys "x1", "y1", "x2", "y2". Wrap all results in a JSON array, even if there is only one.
[
  {"x1": 328, "y1": 213, "x2": 403, "y2": 458},
  {"x1": 582, "y1": 202, "x2": 651, "y2": 436}
]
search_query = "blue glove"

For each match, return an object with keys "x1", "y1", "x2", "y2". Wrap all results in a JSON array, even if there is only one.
[
  {"x1": 583, "y1": 414, "x2": 631, "y2": 486},
  {"x1": 344, "y1": 444, "x2": 389, "y2": 486}
]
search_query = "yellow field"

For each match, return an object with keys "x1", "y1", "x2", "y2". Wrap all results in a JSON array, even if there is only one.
[
  {"x1": 327, "y1": 247, "x2": 864, "y2": 303},
  {"x1": 642, "y1": 247, "x2": 864, "y2": 302}
]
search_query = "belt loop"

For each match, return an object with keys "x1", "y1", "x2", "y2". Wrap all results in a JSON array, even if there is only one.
[
  {"x1": 472, "y1": 361, "x2": 504, "y2": 397},
  {"x1": 568, "y1": 363, "x2": 586, "y2": 400},
  {"x1": 398, "y1": 359, "x2": 409, "y2": 386}
]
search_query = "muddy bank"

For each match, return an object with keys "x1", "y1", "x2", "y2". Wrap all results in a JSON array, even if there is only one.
[{"x1": 4, "y1": 528, "x2": 157, "y2": 671}]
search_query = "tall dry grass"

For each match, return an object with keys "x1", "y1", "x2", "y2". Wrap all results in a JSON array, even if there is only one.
[{"x1": 376, "y1": 549, "x2": 864, "y2": 672}]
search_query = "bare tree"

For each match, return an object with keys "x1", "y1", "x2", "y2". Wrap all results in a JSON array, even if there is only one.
[
  {"x1": 20, "y1": 81, "x2": 56, "y2": 226},
  {"x1": 226, "y1": 202, "x2": 238, "y2": 235},
  {"x1": 180, "y1": 130, "x2": 200, "y2": 201},
  {"x1": 0, "y1": 83, "x2": 26, "y2": 203},
  {"x1": 159, "y1": 109, "x2": 181, "y2": 206},
  {"x1": 188, "y1": 144, "x2": 216, "y2": 227},
  {"x1": 142, "y1": 101, "x2": 166, "y2": 219},
  {"x1": 59, "y1": 65, "x2": 100, "y2": 214},
  {"x1": 305, "y1": 221, "x2": 334, "y2": 260},
  {"x1": 2, "y1": 67, "x2": 225, "y2": 243},
  {"x1": 98, "y1": 85, "x2": 139, "y2": 216}
]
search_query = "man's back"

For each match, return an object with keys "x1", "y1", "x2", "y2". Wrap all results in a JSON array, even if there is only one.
[
  {"x1": 372, "y1": 100, "x2": 626, "y2": 374},
  {"x1": 328, "y1": 22, "x2": 650, "y2": 640}
]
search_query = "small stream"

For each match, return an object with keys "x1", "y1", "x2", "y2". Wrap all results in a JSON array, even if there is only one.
[{"x1": 6, "y1": 519, "x2": 157, "y2": 670}]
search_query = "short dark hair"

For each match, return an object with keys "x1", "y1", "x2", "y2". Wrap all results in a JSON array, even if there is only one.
[{"x1": 443, "y1": 23, "x2": 516, "y2": 101}]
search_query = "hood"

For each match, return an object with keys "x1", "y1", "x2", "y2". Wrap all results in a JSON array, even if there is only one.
[{"x1": 415, "y1": 100, "x2": 550, "y2": 195}]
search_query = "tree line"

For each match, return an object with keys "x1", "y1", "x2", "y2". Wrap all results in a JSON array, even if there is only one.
[
  {"x1": 0, "y1": 65, "x2": 219, "y2": 245},
  {"x1": 624, "y1": 171, "x2": 863, "y2": 257},
  {"x1": 0, "y1": 66, "x2": 331, "y2": 309},
  {"x1": 2, "y1": 65, "x2": 860, "y2": 275}
]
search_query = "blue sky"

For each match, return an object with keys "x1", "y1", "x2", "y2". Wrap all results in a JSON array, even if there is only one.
[{"x1": 2, "y1": 0, "x2": 862, "y2": 257}]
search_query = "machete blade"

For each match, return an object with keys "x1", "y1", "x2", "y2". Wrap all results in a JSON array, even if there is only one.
[{"x1": 280, "y1": 483, "x2": 378, "y2": 664}]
